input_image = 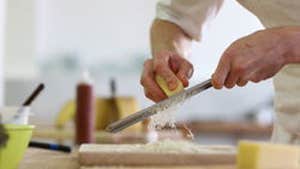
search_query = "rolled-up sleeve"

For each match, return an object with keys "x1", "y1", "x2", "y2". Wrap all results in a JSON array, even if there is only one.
[{"x1": 156, "y1": 0, "x2": 224, "y2": 41}]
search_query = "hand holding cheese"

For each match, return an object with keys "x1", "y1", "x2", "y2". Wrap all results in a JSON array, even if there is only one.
[
  {"x1": 140, "y1": 52, "x2": 193, "y2": 102},
  {"x1": 140, "y1": 20, "x2": 194, "y2": 102}
]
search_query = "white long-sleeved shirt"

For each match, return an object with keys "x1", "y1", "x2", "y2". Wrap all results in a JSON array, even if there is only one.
[{"x1": 156, "y1": 0, "x2": 300, "y2": 144}]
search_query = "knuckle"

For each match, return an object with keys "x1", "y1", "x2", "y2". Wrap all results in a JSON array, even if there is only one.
[
  {"x1": 140, "y1": 76, "x2": 151, "y2": 86},
  {"x1": 140, "y1": 77, "x2": 146, "y2": 86},
  {"x1": 177, "y1": 72, "x2": 186, "y2": 80}
]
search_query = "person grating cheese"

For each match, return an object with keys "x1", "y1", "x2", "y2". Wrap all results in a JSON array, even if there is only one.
[{"x1": 140, "y1": 0, "x2": 300, "y2": 144}]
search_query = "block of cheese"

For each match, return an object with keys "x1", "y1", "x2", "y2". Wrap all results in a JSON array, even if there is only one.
[
  {"x1": 237, "y1": 141, "x2": 300, "y2": 169},
  {"x1": 155, "y1": 75, "x2": 184, "y2": 96}
]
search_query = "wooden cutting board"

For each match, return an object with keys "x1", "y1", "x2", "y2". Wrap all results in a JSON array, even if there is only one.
[
  {"x1": 79, "y1": 144, "x2": 236, "y2": 166},
  {"x1": 19, "y1": 148, "x2": 235, "y2": 169}
]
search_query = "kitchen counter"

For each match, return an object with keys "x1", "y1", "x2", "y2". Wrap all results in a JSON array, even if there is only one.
[{"x1": 19, "y1": 148, "x2": 235, "y2": 169}]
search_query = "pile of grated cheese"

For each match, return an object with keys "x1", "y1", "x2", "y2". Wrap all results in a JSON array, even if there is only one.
[
  {"x1": 145, "y1": 139, "x2": 203, "y2": 153},
  {"x1": 143, "y1": 139, "x2": 235, "y2": 154},
  {"x1": 82, "y1": 140, "x2": 235, "y2": 154}
]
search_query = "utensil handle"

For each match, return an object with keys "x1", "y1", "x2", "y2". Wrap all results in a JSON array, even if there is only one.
[{"x1": 23, "y1": 83, "x2": 45, "y2": 106}]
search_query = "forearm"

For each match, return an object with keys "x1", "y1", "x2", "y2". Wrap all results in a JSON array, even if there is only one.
[
  {"x1": 279, "y1": 26, "x2": 300, "y2": 64},
  {"x1": 150, "y1": 19, "x2": 193, "y2": 58}
]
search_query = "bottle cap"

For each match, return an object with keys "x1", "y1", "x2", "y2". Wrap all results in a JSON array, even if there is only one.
[{"x1": 80, "y1": 70, "x2": 93, "y2": 84}]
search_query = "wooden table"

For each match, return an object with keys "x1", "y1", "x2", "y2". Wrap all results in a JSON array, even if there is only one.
[
  {"x1": 19, "y1": 148, "x2": 235, "y2": 169},
  {"x1": 19, "y1": 148, "x2": 79, "y2": 169},
  {"x1": 185, "y1": 121, "x2": 271, "y2": 135}
]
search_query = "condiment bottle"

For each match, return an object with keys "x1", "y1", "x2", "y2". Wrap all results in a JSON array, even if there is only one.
[{"x1": 75, "y1": 71, "x2": 95, "y2": 144}]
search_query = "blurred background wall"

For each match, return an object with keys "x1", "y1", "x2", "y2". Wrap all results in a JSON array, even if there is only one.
[
  {"x1": 0, "y1": 0, "x2": 5, "y2": 106},
  {"x1": 4, "y1": 0, "x2": 273, "y2": 126}
]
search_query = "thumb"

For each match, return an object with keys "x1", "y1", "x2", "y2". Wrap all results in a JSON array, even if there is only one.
[{"x1": 176, "y1": 61, "x2": 193, "y2": 87}]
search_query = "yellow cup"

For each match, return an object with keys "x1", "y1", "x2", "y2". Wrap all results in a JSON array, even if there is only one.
[{"x1": 0, "y1": 124, "x2": 34, "y2": 169}]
